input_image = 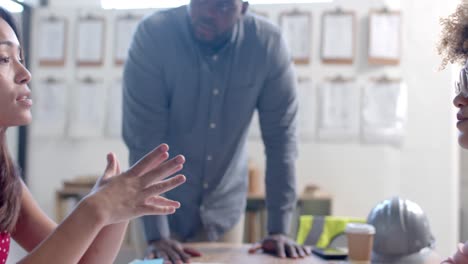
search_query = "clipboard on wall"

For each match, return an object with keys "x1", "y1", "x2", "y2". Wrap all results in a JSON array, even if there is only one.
[
  {"x1": 280, "y1": 9, "x2": 312, "y2": 65},
  {"x1": 361, "y1": 75, "x2": 407, "y2": 146},
  {"x1": 38, "y1": 15, "x2": 67, "y2": 67},
  {"x1": 32, "y1": 76, "x2": 68, "y2": 137},
  {"x1": 68, "y1": 76, "x2": 107, "y2": 138},
  {"x1": 321, "y1": 8, "x2": 356, "y2": 64},
  {"x1": 114, "y1": 13, "x2": 142, "y2": 65},
  {"x1": 76, "y1": 14, "x2": 106, "y2": 67},
  {"x1": 317, "y1": 75, "x2": 360, "y2": 141},
  {"x1": 368, "y1": 9, "x2": 402, "y2": 65}
]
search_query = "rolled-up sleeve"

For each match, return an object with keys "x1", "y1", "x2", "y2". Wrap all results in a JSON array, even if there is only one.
[
  {"x1": 122, "y1": 18, "x2": 171, "y2": 242},
  {"x1": 257, "y1": 33, "x2": 298, "y2": 235}
]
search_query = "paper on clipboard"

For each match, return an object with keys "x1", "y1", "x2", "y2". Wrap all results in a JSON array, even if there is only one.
[
  {"x1": 77, "y1": 19, "x2": 104, "y2": 64},
  {"x1": 38, "y1": 19, "x2": 66, "y2": 63},
  {"x1": 322, "y1": 13, "x2": 354, "y2": 60},
  {"x1": 369, "y1": 13, "x2": 401, "y2": 60},
  {"x1": 317, "y1": 81, "x2": 360, "y2": 141},
  {"x1": 32, "y1": 80, "x2": 68, "y2": 137},
  {"x1": 115, "y1": 17, "x2": 140, "y2": 63},
  {"x1": 281, "y1": 13, "x2": 311, "y2": 62},
  {"x1": 68, "y1": 81, "x2": 106, "y2": 138},
  {"x1": 105, "y1": 80, "x2": 123, "y2": 137},
  {"x1": 361, "y1": 81, "x2": 407, "y2": 146}
]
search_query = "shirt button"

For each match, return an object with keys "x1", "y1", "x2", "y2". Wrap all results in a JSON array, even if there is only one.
[
  {"x1": 212, "y1": 55, "x2": 218, "y2": 61},
  {"x1": 210, "y1": 123, "x2": 216, "y2": 129},
  {"x1": 207, "y1": 155, "x2": 213, "y2": 161},
  {"x1": 213, "y1": 89, "x2": 219, "y2": 95},
  {"x1": 203, "y1": 183, "x2": 209, "y2": 189}
]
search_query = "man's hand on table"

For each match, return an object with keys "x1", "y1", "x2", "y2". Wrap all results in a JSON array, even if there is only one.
[
  {"x1": 145, "y1": 238, "x2": 202, "y2": 264},
  {"x1": 249, "y1": 234, "x2": 312, "y2": 259}
]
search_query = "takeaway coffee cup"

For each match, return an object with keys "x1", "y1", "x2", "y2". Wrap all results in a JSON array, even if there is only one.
[{"x1": 345, "y1": 223, "x2": 375, "y2": 262}]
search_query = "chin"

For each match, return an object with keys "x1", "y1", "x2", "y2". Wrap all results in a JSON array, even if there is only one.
[
  {"x1": 13, "y1": 115, "x2": 32, "y2": 127},
  {"x1": 458, "y1": 134, "x2": 468, "y2": 149}
]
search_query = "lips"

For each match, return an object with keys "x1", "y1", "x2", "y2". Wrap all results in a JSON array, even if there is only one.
[
  {"x1": 195, "y1": 23, "x2": 216, "y2": 36},
  {"x1": 458, "y1": 112, "x2": 468, "y2": 121},
  {"x1": 16, "y1": 92, "x2": 33, "y2": 107}
]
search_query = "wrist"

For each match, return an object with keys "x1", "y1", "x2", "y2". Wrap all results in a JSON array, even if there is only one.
[{"x1": 79, "y1": 194, "x2": 108, "y2": 228}]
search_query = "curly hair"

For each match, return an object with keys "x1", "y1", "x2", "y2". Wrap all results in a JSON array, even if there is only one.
[{"x1": 438, "y1": 1, "x2": 468, "y2": 69}]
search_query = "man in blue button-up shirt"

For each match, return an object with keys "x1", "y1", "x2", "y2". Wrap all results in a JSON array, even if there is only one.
[{"x1": 123, "y1": 0, "x2": 308, "y2": 263}]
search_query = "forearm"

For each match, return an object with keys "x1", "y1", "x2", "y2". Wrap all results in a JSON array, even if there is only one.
[
  {"x1": 265, "y1": 157, "x2": 297, "y2": 235},
  {"x1": 18, "y1": 198, "x2": 105, "y2": 264},
  {"x1": 78, "y1": 221, "x2": 129, "y2": 264}
]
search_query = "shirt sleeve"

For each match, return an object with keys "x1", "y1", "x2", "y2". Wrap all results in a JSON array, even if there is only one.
[
  {"x1": 257, "y1": 32, "x2": 299, "y2": 236},
  {"x1": 122, "y1": 18, "x2": 171, "y2": 242}
]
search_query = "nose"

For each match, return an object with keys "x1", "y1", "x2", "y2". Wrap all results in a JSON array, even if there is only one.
[
  {"x1": 14, "y1": 61, "x2": 31, "y2": 85},
  {"x1": 454, "y1": 93, "x2": 468, "y2": 108}
]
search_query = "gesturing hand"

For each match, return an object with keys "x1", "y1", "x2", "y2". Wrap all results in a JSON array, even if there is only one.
[{"x1": 87, "y1": 144, "x2": 187, "y2": 225}]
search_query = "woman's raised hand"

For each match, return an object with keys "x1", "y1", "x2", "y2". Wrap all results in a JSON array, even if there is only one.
[{"x1": 87, "y1": 144, "x2": 186, "y2": 225}]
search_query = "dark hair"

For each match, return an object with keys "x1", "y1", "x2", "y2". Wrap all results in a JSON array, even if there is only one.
[
  {"x1": 0, "y1": 7, "x2": 23, "y2": 233},
  {"x1": 438, "y1": 2, "x2": 468, "y2": 69}
]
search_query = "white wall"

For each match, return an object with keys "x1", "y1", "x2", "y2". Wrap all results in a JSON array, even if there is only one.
[{"x1": 25, "y1": 0, "x2": 459, "y2": 258}]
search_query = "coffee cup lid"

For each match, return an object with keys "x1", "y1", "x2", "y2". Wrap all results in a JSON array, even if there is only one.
[{"x1": 345, "y1": 223, "x2": 375, "y2": 234}]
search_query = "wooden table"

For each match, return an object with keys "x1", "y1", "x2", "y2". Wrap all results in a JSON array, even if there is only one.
[
  {"x1": 185, "y1": 243, "x2": 443, "y2": 264},
  {"x1": 185, "y1": 243, "x2": 329, "y2": 264}
]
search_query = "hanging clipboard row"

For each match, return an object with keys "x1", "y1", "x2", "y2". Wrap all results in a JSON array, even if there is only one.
[
  {"x1": 368, "y1": 7, "x2": 402, "y2": 65},
  {"x1": 114, "y1": 13, "x2": 142, "y2": 65},
  {"x1": 279, "y1": 9, "x2": 312, "y2": 65},
  {"x1": 76, "y1": 13, "x2": 106, "y2": 67},
  {"x1": 321, "y1": 7, "x2": 356, "y2": 65},
  {"x1": 38, "y1": 14, "x2": 68, "y2": 67}
]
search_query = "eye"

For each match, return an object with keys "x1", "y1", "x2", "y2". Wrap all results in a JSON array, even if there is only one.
[
  {"x1": 0, "y1": 56, "x2": 10, "y2": 64},
  {"x1": 219, "y1": 3, "x2": 234, "y2": 13}
]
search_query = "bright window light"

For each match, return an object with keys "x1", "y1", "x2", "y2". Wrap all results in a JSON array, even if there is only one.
[
  {"x1": 102, "y1": 0, "x2": 332, "y2": 9},
  {"x1": 0, "y1": 0, "x2": 24, "y2": 13}
]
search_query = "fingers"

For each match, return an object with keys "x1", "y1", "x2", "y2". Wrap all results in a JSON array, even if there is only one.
[
  {"x1": 275, "y1": 241, "x2": 286, "y2": 259},
  {"x1": 129, "y1": 144, "x2": 170, "y2": 176},
  {"x1": 164, "y1": 246, "x2": 184, "y2": 264},
  {"x1": 102, "y1": 153, "x2": 118, "y2": 180},
  {"x1": 141, "y1": 155, "x2": 185, "y2": 187},
  {"x1": 140, "y1": 204, "x2": 177, "y2": 215},
  {"x1": 115, "y1": 154, "x2": 122, "y2": 174},
  {"x1": 142, "y1": 174, "x2": 186, "y2": 197},
  {"x1": 183, "y1": 247, "x2": 202, "y2": 257},
  {"x1": 172, "y1": 243, "x2": 191, "y2": 263},
  {"x1": 146, "y1": 196, "x2": 181, "y2": 208},
  {"x1": 285, "y1": 243, "x2": 298, "y2": 259},
  {"x1": 248, "y1": 243, "x2": 262, "y2": 254}
]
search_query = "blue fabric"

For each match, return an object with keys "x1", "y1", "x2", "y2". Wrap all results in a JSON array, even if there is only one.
[
  {"x1": 123, "y1": 6, "x2": 298, "y2": 242},
  {"x1": 129, "y1": 259, "x2": 164, "y2": 264}
]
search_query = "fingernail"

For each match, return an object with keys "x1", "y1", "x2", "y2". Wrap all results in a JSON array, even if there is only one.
[
  {"x1": 176, "y1": 155, "x2": 185, "y2": 163},
  {"x1": 160, "y1": 144, "x2": 169, "y2": 151}
]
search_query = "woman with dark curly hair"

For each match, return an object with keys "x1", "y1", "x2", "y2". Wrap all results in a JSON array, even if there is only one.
[
  {"x1": 0, "y1": 6, "x2": 188, "y2": 263},
  {"x1": 439, "y1": 2, "x2": 468, "y2": 263}
]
